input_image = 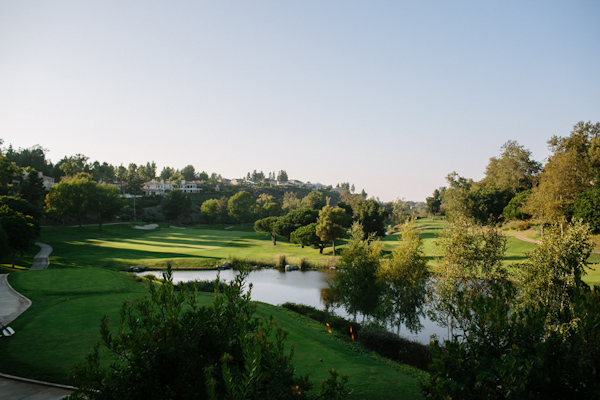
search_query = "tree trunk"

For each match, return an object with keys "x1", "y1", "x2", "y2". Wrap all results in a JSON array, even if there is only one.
[
  {"x1": 271, "y1": 235, "x2": 276, "y2": 245},
  {"x1": 332, "y1": 240, "x2": 336, "y2": 256}
]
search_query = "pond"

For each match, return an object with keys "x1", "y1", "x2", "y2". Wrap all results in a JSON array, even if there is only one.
[{"x1": 139, "y1": 268, "x2": 448, "y2": 344}]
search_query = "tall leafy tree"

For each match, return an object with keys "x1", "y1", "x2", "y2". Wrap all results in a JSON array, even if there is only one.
[
  {"x1": 181, "y1": 165, "x2": 196, "y2": 181},
  {"x1": 201, "y1": 199, "x2": 219, "y2": 224},
  {"x1": 45, "y1": 174, "x2": 97, "y2": 226},
  {"x1": 290, "y1": 223, "x2": 326, "y2": 253},
  {"x1": 20, "y1": 168, "x2": 46, "y2": 209},
  {"x1": 329, "y1": 223, "x2": 385, "y2": 322},
  {"x1": 227, "y1": 191, "x2": 255, "y2": 228},
  {"x1": 89, "y1": 183, "x2": 127, "y2": 230},
  {"x1": 430, "y1": 216, "x2": 507, "y2": 338},
  {"x1": 254, "y1": 216, "x2": 281, "y2": 245},
  {"x1": 0, "y1": 153, "x2": 21, "y2": 195},
  {"x1": 299, "y1": 191, "x2": 324, "y2": 210},
  {"x1": 425, "y1": 188, "x2": 445, "y2": 216},
  {"x1": 282, "y1": 192, "x2": 300, "y2": 212},
  {"x1": 378, "y1": 220, "x2": 428, "y2": 334},
  {"x1": 480, "y1": 140, "x2": 541, "y2": 194},
  {"x1": 0, "y1": 204, "x2": 38, "y2": 267},
  {"x1": 354, "y1": 199, "x2": 386, "y2": 239},
  {"x1": 566, "y1": 186, "x2": 600, "y2": 233},
  {"x1": 57, "y1": 154, "x2": 90, "y2": 177},
  {"x1": 316, "y1": 205, "x2": 347, "y2": 256},
  {"x1": 161, "y1": 189, "x2": 191, "y2": 223}
]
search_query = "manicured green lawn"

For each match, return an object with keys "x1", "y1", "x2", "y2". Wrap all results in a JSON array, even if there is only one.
[
  {"x1": 0, "y1": 268, "x2": 424, "y2": 399},
  {"x1": 40, "y1": 223, "x2": 341, "y2": 270}
]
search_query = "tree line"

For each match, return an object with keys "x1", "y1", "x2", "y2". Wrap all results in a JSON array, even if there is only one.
[{"x1": 426, "y1": 121, "x2": 600, "y2": 233}]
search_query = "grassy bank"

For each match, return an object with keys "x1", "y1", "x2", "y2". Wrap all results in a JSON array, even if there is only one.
[{"x1": 0, "y1": 267, "x2": 424, "y2": 399}]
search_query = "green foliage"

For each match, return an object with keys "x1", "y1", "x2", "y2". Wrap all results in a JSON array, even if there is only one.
[
  {"x1": 421, "y1": 282, "x2": 600, "y2": 400},
  {"x1": 20, "y1": 168, "x2": 46, "y2": 208},
  {"x1": 516, "y1": 222, "x2": 593, "y2": 320},
  {"x1": 299, "y1": 191, "x2": 325, "y2": 210},
  {"x1": 316, "y1": 205, "x2": 347, "y2": 256},
  {"x1": 69, "y1": 267, "x2": 349, "y2": 400},
  {"x1": 89, "y1": 183, "x2": 127, "y2": 229},
  {"x1": 45, "y1": 174, "x2": 97, "y2": 226},
  {"x1": 467, "y1": 186, "x2": 512, "y2": 224},
  {"x1": 0, "y1": 203, "x2": 38, "y2": 266},
  {"x1": 290, "y1": 223, "x2": 325, "y2": 253},
  {"x1": 353, "y1": 199, "x2": 387, "y2": 239},
  {"x1": 161, "y1": 189, "x2": 192, "y2": 223},
  {"x1": 357, "y1": 328, "x2": 431, "y2": 371},
  {"x1": 329, "y1": 223, "x2": 385, "y2": 321},
  {"x1": 502, "y1": 189, "x2": 531, "y2": 221},
  {"x1": 566, "y1": 186, "x2": 600, "y2": 233},
  {"x1": 200, "y1": 198, "x2": 219, "y2": 224},
  {"x1": 425, "y1": 188, "x2": 444, "y2": 216},
  {"x1": 227, "y1": 191, "x2": 255, "y2": 228},
  {"x1": 480, "y1": 140, "x2": 541, "y2": 194},
  {"x1": 430, "y1": 217, "x2": 507, "y2": 336},
  {"x1": 378, "y1": 220, "x2": 428, "y2": 334},
  {"x1": 254, "y1": 216, "x2": 281, "y2": 245}
]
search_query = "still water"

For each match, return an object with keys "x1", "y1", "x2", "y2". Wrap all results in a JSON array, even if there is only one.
[{"x1": 140, "y1": 268, "x2": 447, "y2": 344}]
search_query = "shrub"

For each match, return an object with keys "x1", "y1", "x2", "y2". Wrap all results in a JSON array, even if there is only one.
[
  {"x1": 69, "y1": 267, "x2": 350, "y2": 400},
  {"x1": 277, "y1": 254, "x2": 287, "y2": 269},
  {"x1": 357, "y1": 327, "x2": 431, "y2": 371}
]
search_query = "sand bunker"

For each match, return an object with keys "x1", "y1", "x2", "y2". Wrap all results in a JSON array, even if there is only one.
[
  {"x1": 170, "y1": 225, "x2": 186, "y2": 229},
  {"x1": 133, "y1": 224, "x2": 159, "y2": 230}
]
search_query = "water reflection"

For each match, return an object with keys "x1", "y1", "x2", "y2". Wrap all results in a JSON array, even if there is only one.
[{"x1": 139, "y1": 268, "x2": 447, "y2": 344}]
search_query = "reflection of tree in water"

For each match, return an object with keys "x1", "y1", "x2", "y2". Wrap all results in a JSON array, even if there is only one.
[{"x1": 320, "y1": 288, "x2": 336, "y2": 313}]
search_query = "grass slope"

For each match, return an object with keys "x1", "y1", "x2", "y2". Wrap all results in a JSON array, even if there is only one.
[{"x1": 0, "y1": 268, "x2": 424, "y2": 399}]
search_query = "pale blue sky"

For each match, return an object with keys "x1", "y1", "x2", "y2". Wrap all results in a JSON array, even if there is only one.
[{"x1": 1, "y1": 1, "x2": 599, "y2": 201}]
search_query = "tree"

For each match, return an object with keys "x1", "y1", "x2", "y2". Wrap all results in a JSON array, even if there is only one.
[
  {"x1": 517, "y1": 222, "x2": 593, "y2": 321},
  {"x1": 378, "y1": 220, "x2": 428, "y2": 334},
  {"x1": 502, "y1": 189, "x2": 532, "y2": 221},
  {"x1": 137, "y1": 162, "x2": 157, "y2": 182},
  {"x1": 425, "y1": 188, "x2": 444, "y2": 216},
  {"x1": 181, "y1": 165, "x2": 196, "y2": 181},
  {"x1": 524, "y1": 121, "x2": 600, "y2": 227},
  {"x1": 566, "y1": 186, "x2": 600, "y2": 233},
  {"x1": 45, "y1": 174, "x2": 97, "y2": 226},
  {"x1": 0, "y1": 204, "x2": 38, "y2": 267},
  {"x1": 161, "y1": 189, "x2": 191, "y2": 223},
  {"x1": 4, "y1": 144, "x2": 54, "y2": 177},
  {"x1": 480, "y1": 140, "x2": 541, "y2": 194},
  {"x1": 20, "y1": 168, "x2": 46, "y2": 209},
  {"x1": 442, "y1": 172, "x2": 474, "y2": 221},
  {"x1": 159, "y1": 166, "x2": 175, "y2": 181},
  {"x1": 299, "y1": 191, "x2": 324, "y2": 210},
  {"x1": 429, "y1": 216, "x2": 507, "y2": 338},
  {"x1": 89, "y1": 183, "x2": 127, "y2": 230},
  {"x1": 354, "y1": 199, "x2": 386, "y2": 239},
  {"x1": 69, "y1": 267, "x2": 349, "y2": 400},
  {"x1": 201, "y1": 199, "x2": 219, "y2": 224},
  {"x1": 57, "y1": 154, "x2": 90, "y2": 177},
  {"x1": 216, "y1": 197, "x2": 229, "y2": 228},
  {"x1": 254, "y1": 217, "x2": 281, "y2": 245},
  {"x1": 466, "y1": 186, "x2": 512, "y2": 224},
  {"x1": 91, "y1": 161, "x2": 116, "y2": 183},
  {"x1": 329, "y1": 223, "x2": 385, "y2": 322},
  {"x1": 275, "y1": 208, "x2": 319, "y2": 241},
  {"x1": 290, "y1": 223, "x2": 326, "y2": 253},
  {"x1": 282, "y1": 192, "x2": 300, "y2": 212},
  {"x1": 277, "y1": 170, "x2": 288, "y2": 182},
  {"x1": 0, "y1": 153, "x2": 20, "y2": 195},
  {"x1": 315, "y1": 205, "x2": 347, "y2": 256},
  {"x1": 228, "y1": 191, "x2": 255, "y2": 228}
]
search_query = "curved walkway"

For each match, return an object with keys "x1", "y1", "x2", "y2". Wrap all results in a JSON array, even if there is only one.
[
  {"x1": 1, "y1": 243, "x2": 73, "y2": 399},
  {"x1": 30, "y1": 242, "x2": 53, "y2": 271},
  {"x1": 0, "y1": 274, "x2": 31, "y2": 326}
]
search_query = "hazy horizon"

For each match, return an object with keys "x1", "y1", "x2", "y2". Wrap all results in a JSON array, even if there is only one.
[{"x1": 1, "y1": 1, "x2": 599, "y2": 202}]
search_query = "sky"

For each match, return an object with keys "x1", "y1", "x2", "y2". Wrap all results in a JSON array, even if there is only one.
[{"x1": 1, "y1": 1, "x2": 599, "y2": 202}]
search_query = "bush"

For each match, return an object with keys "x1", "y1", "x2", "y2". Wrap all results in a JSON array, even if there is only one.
[
  {"x1": 175, "y1": 279, "x2": 225, "y2": 293},
  {"x1": 277, "y1": 254, "x2": 287, "y2": 269},
  {"x1": 357, "y1": 327, "x2": 431, "y2": 371},
  {"x1": 69, "y1": 267, "x2": 349, "y2": 400}
]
